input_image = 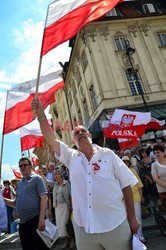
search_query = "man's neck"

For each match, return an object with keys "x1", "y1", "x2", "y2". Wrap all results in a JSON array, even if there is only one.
[{"x1": 78, "y1": 143, "x2": 95, "y2": 161}]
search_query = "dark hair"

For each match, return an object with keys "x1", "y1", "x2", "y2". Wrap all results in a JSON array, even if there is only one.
[
  {"x1": 3, "y1": 180, "x2": 10, "y2": 185},
  {"x1": 139, "y1": 149, "x2": 146, "y2": 159},
  {"x1": 153, "y1": 144, "x2": 165, "y2": 153},
  {"x1": 18, "y1": 157, "x2": 32, "y2": 165}
]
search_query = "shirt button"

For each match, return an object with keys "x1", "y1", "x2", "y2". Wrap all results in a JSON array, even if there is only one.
[
  {"x1": 89, "y1": 193, "x2": 91, "y2": 195},
  {"x1": 88, "y1": 173, "x2": 90, "y2": 175},
  {"x1": 89, "y1": 206, "x2": 91, "y2": 208},
  {"x1": 89, "y1": 181, "x2": 91, "y2": 183}
]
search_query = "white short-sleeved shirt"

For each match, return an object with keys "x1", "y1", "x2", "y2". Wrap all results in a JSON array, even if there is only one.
[
  {"x1": 54, "y1": 142, "x2": 137, "y2": 233},
  {"x1": 151, "y1": 161, "x2": 166, "y2": 193}
]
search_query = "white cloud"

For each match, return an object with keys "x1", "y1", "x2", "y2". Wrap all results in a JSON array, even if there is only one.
[{"x1": 1, "y1": 164, "x2": 18, "y2": 183}]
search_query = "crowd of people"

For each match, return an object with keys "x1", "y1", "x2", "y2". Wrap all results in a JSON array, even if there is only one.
[{"x1": 0, "y1": 98, "x2": 166, "y2": 250}]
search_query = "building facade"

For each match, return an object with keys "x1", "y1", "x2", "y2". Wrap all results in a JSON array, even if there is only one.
[{"x1": 50, "y1": 0, "x2": 166, "y2": 147}]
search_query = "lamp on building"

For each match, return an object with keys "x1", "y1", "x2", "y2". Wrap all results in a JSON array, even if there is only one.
[{"x1": 125, "y1": 40, "x2": 149, "y2": 112}]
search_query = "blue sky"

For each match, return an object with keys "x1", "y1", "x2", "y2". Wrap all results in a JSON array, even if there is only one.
[{"x1": 0, "y1": 0, "x2": 71, "y2": 182}]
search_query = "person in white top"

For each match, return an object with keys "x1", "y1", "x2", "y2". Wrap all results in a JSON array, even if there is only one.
[
  {"x1": 32, "y1": 98, "x2": 140, "y2": 250},
  {"x1": 151, "y1": 144, "x2": 166, "y2": 212}
]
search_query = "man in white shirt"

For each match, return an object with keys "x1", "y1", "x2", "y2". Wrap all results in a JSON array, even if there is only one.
[{"x1": 32, "y1": 98, "x2": 140, "y2": 250}]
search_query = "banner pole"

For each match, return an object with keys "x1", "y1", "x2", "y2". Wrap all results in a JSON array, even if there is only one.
[
  {"x1": 35, "y1": 4, "x2": 49, "y2": 98},
  {"x1": 0, "y1": 91, "x2": 9, "y2": 180}
]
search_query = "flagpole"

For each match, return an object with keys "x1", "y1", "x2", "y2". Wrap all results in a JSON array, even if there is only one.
[
  {"x1": 28, "y1": 150, "x2": 30, "y2": 158},
  {"x1": 0, "y1": 91, "x2": 9, "y2": 181},
  {"x1": 35, "y1": 5, "x2": 49, "y2": 98}
]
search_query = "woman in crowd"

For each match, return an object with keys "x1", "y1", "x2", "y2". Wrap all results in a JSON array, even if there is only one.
[
  {"x1": 151, "y1": 144, "x2": 166, "y2": 212},
  {"x1": 139, "y1": 149, "x2": 159, "y2": 207},
  {"x1": 0, "y1": 188, "x2": 7, "y2": 236},
  {"x1": 52, "y1": 168, "x2": 72, "y2": 249},
  {"x1": 2, "y1": 180, "x2": 16, "y2": 234},
  {"x1": 122, "y1": 156, "x2": 146, "y2": 243}
]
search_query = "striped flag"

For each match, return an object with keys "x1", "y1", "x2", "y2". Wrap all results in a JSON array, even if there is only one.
[
  {"x1": 3, "y1": 69, "x2": 64, "y2": 134},
  {"x1": 20, "y1": 119, "x2": 44, "y2": 151},
  {"x1": 41, "y1": 0, "x2": 124, "y2": 56}
]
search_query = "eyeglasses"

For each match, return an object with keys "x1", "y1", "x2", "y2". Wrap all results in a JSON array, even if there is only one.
[{"x1": 19, "y1": 163, "x2": 29, "y2": 168}]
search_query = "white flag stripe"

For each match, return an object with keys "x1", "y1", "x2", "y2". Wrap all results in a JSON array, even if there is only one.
[
  {"x1": 111, "y1": 109, "x2": 151, "y2": 125},
  {"x1": 20, "y1": 119, "x2": 42, "y2": 137},
  {"x1": 7, "y1": 71, "x2": 62, "y2": 110},
  {"x1": 47, "y1": 0, "x2": 86, "y2": 26}
]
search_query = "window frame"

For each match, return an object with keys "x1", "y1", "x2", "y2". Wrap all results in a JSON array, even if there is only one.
[
  {"x1": 143, "y1": 3, "x2": 156, "y2": 13},
  {"x1": 157, "y1": 33, "x2": 166, "y2": 47},
  {"x1": 125, "y1": 69, "x2": 144, "y2": 96},
  {"x1": 114, "y1": 37, "x2": 128, "y2": 51}
]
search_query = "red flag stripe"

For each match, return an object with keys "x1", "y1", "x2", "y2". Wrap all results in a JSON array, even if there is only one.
[
  {"x1": 3, "y1": 80, "x2": 64, "y2": 134},
  {"x1": 21, "y1": 135, "x2": 44, "y2": 151}
]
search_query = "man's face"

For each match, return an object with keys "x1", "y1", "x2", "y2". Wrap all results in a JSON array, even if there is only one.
[
  {"x1": 72, "y1": 126, "x2": 92, "y2": 147},
  {"x1": 19, "y1": 160, "x2": 32, "y2": 177}
]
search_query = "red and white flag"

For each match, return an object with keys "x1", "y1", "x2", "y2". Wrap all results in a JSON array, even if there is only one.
[
  {"x1": 3, "y1": 70, "x2": 64, "y2": 135},
  {"x1": 11, "y1": 168, "x2": 22, "y2": 179},
  {"x1": 103, "y1": 109, "x2": 151, "y2": 138},
  {"x1": 118, "y1": 138, "x2": 139, "y2": 150},
  {"x1": 41, "y1": 0, "x2": 124, "y2": 56},
  {"x1": 31, "y1": 153, "x2": 39, "y2": 166},
  {"x1": 20, "y1": 119, "x2": 44, "y2": 151},
  {"x1": 146, "y1": 117, "x2": 165, "y2": 130}
]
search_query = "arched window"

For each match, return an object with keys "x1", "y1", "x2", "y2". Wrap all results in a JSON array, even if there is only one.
[
  {"x1": 89, "y1": 85, "x2": 97, "y2": 110},
  {"x1": 157, "y1": 33, "x2": 166, "y2": 46},
  {"x1": 143, "y1": 3, "x2": 156, "y2": 13},
  {"x1": 81, "y1": 50, "x2": 88, "y2": 72},
  {"x1": 75, "y1": 65, "x2": 81, "y2": 85},
  {"x1": 115, "y1": 37, "x2": 128, "y2": 51}
]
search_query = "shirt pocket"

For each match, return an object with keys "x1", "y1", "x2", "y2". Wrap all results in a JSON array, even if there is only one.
[
  {"x1": 95, "y1": 159, "x2": 115, "y2": 180},
  {"x1": 69, "y1": 156, "x2": 83, "y2": 176}
]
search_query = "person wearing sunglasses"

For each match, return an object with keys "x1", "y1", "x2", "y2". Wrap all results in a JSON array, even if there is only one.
[
  {"x1": 4, "y1": 157, "x2": 48, "y2": 250},
  {"x1": 32, "y1": 98, "x2": 140, "y2": 250}
]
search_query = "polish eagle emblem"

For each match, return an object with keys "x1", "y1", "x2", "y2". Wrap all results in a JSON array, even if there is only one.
[{"x1": 120, "y1": 114, "x2": 136, "y2": 128}]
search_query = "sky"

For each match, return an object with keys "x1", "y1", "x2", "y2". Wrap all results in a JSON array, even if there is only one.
[{"x1": 0, "y1": 0, "x2": 71, "y2": 182}]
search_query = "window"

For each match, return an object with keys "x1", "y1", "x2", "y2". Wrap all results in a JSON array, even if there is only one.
[
  {"x1": 143, "y1": 3, "x2": 156, "y2": 13},
  {"x1": 105, "y1": 8, "x2": 118, "y2": 17},
  {"x1": 83, "y1": 98, "x2": 89, "y2": 119},
  {"x1": 125, "y1": 69, "x2": 144, "y2": 96},
  {"x1": 157, "y1": 33, "x2": 166, "y2": 46},
  {"x1": 75, "y1": 66, "x2": 81, "y2": 84},
  {"x1": 68, "y1": 91, "x2": 73, "y2": 106},
  {"x1": 71, "y1": 80, "x2": 77, "y2": 96},
  {"x1": 115, "y1": 37, "x2": 128, "y2": 51},
  {"x1": 89, "y1": 85, "x2": 97, "y2": 110},
  {"x1": 81, "y1": 50, "x2": 88, "y2": 72}
]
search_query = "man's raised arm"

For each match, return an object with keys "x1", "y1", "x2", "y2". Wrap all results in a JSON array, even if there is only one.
[{"x1": 32, "y1": 98, "x2": 60, "y2": 156}]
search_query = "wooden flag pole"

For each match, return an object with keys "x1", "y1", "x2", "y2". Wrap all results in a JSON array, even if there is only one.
[
  {"x1": 0, "y1": 91, "x2": 9, "y2": 180},
  {"x1": 28, "y1": 150, "x2": 31, "y2": 158},
  {"x1": 35, "y1": 5, "x2": 49, "y2": 98}
]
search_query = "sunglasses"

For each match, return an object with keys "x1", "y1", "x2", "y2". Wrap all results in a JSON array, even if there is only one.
[{"x1": 19, "y1": 163, "x2": 30, "y2": 168}]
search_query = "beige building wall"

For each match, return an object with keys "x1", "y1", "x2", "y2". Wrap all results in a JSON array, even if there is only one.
[{"x1": 50, "y1": 10, "x2": 166, "y2": 146}]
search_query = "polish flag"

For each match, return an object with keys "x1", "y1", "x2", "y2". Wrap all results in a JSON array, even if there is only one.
[
  {"x1": 103, "y1": 109, "x2": 151, "y2": 138},
  {"x1": 31, "y1": 153, "x2": 39, "y2": 166},
  {"x1": 41, "y1": 0, "x2": 124, "y2": 56},
  {"x1": 11, "y1": 168, "x2": 22, "y2": 179},
  {"x1": 3, "y1": 69, "x2": 64, "y2": 135},
  {"x1": 146, "y1": 117, "x2": 165, "y2": 130},
  {"x1": 118, "y1": 138, "x2": 139, "y2": 150},
  {"x1": 20, "y1": 119, "x2": 44, "y2": 151}
]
